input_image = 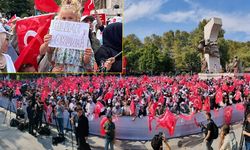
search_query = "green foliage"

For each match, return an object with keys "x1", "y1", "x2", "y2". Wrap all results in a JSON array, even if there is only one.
[
  {"x1": 0, "y1": 0, "x2": 62, "y2": 17},
  {"x1": 124, "y1": 19, "x2": 250, "y2": 74},
  {"x1": 0, "y1": 0, "x2": 33, "y2": 17}
]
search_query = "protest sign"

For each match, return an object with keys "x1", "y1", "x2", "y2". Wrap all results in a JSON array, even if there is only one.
[{"x1": 49, "y1": 20, "x2": 89, "y2": 50}]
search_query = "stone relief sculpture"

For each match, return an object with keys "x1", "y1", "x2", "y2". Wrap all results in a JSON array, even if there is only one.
[{"x1": 198, "y1": 18, "x2": 222, "y2": 73}]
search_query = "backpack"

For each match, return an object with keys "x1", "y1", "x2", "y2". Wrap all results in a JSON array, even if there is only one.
[
  {"x1": 151, "y1": 134, "x2": 163, "y2": 150},
  {"x1": 38, "y1": 125, "x2": 51, "y2": 136},
  {"x1": 18, "y1": 122, "x2": 27, "y2": 131},
  {"x1": 10, "y1": 118, "x2": 19, "y2": 127},
  {"x1": 210, "y1": 120, "x2": 218, "y2": 139}
]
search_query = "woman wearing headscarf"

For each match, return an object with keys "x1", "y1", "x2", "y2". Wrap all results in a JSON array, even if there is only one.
[
  {"x1": 0, "y1": 24, "x2": 16, "y2": 73},
  {"x1": 95, "y1": 22, "x2": 122, "y2": 72}
]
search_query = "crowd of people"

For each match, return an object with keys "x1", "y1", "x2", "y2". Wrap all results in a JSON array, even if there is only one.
[
  {"x1": 0, "y1": 74, "x2": 249, "y2": 149},
  {"x1": 0, "y1": 0, "x2": 122, "y2": 73},
  {"x1": 0, "y1": 75, "x2": 249, "y2": 120}
]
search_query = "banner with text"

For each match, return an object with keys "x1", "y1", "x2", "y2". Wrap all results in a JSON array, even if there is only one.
[{"x1": 49, "y1": 20, "x2": 89, "y2": 50}]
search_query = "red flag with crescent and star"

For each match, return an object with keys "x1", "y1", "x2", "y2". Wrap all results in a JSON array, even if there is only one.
[
  {"x1": 82, "y1": 0, "x2": 95, "y2": 16},
  {"x1": 15, "y1": 14, "x2": 54, "y2": 71}
]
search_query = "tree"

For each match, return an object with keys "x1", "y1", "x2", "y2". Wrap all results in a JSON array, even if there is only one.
[
  {"x1": 218, "y1": 38, "x2": 230, "y2": 71},
  {"x1": 0, "y1": 0, "x2": 33, "y2": 17},
  {"x1": 123, "y1": 34, "x2": 143, "y2": 74},
  {"x1": 139, "y1": 43, "x2": 160, "y2": 74},
  {"x1": 184, "y1": 50, "x2": 201, "y2": 73}
]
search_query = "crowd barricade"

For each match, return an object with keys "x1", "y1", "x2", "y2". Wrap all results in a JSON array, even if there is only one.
[{"x1": 0, "y1": 96, "x2": 244, "y2": 140}]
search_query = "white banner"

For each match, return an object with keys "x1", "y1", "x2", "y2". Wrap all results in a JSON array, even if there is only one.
[{"x1": 49, "y1": 20, "x2": 89, "y2": 50}]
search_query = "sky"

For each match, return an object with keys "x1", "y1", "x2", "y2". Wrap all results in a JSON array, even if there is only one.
[{"x1": 124, "y1": 0, "x2": 250, "y2": 42}]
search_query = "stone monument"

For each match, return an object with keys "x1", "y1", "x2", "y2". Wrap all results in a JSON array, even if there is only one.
[
  {"x1": 198, "y1": 17, "x2": 222, "y2": 73},
  {"x1": 93, "y1": 0, "x2": 122, "y2": 16}
]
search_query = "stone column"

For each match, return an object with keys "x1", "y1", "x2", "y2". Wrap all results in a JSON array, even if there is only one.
[{"x1": 204, "y1": 17, "x2": 222, "y2": 73}]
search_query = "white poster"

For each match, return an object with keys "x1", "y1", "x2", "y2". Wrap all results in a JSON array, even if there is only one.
[{"x1": 49, "y1": 20, "x2": 89, "y2": 50}]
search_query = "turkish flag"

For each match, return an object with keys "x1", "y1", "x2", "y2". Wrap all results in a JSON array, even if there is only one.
[
  {"x1": 122, "y1": 56, "x2": 127, "y2": 74},
  {"x1": 149, "y1": 102, "x2": 158, "y2": 116},
  {"x1": 148, "y1": 115, "x2": 154, "y2": 132},
  {"x1": 100, "y1": 117, "x2": 108, "y2": 136},
  {"x1": 41, "y1": 86, "x2": 49, "y2": 102},
  {"x1": 235, "y1": 90, "x2": 241, "y2": 101},
  {"x1": 244, "y1": 88, "x2": 249, "y2": 96},
  {"x1": 15, "y1": 14, "x2": 54, "y2": 71},
  {"x1": 193, "y1": 97, "x2": 202, "y2": 110},
  {"x1": 82, "y1": 0, "x2": 95, "y2": 16},
  {"x1": 94, "y1": 101, "x2": 104, "y2": 118},
  {"x1": 34, "y1": 0, "x2": 59, "y2": 13},
  {"x1": 216, "y1": 89, "x2": 223, "y2": 104},
  {"x1": 236, "y1": 103, "x2": 245, "y2": 112},
  {"x1": 156, "y1": 110, "x2": 177, "y2": 136},
  {"x1": 203, "y1": 97, "x2": 210, "y2": 112},
  {"x1": 15, "y1": 87, "x2": 21, "y2": 96},
  {"x1": 130, "y1": 100, "x2": 135, "y2": 115},
  {"x1": 7, "y1": 14, "x2": 16, "y2": 26},
  {"x1": 224, "y1": 106, "x2": 233, "y2": 125},
  {"x1": 104, "y1": 90, "x2": 114, "y2": 101}
]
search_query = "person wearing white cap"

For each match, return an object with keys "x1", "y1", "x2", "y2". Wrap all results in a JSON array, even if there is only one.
[{"x1": 0, "y1": 24, "x2": 16, "y2": 73}]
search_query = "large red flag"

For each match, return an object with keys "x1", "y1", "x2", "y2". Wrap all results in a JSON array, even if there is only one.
[
  {"x1": 34, "y1": 0, "x2": 59, "y2": 13},
  {"x1": 82, "y1": 0, "x2": 95, "y2": 16},
  {"x1": 15, "y1": 14, "x2": 54, "y2": 71},
  {"x1": 156, "y1": 110, "x2": 177, "y2": 136}
]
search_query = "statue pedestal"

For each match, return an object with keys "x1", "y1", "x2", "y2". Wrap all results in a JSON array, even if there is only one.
[{"x1": 204, "y1": 54, "x2": 222, "y2": 73}]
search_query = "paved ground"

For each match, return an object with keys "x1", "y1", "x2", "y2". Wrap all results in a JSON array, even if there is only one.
[{"x1": 0, "y1": 107, "x2": 244, "y2": 150}]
